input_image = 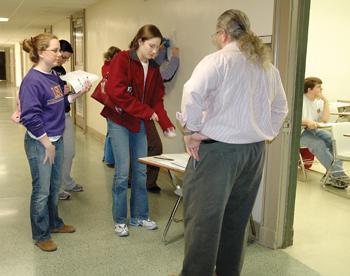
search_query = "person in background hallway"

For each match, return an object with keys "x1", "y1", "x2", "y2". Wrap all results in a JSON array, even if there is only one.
[
  {"x1": 146, "y1": 41, "x2": 180, "y2": 193},
  {"x1": 101, "y1": 46, "x2": 121, "y2": 168},
  {"x1": 52, "y1": 39, "x2": 91, "y2": 200},
  {"x1": 19, "y1": 34, "x2": 78, "y2": 252},
  {"x1": 300, "y1": 77, "x2": 350, "y2": 189},
  {"x1": 101, "y1": 24, "x2": 176, "y2": 237},
  {"x1": 176, "y1": 9, "x2": 288, "y2": 275}
]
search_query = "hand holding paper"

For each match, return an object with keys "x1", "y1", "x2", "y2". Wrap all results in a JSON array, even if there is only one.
[{"x1": 60, "y1": 70, "x2": 99, "y2": 93}]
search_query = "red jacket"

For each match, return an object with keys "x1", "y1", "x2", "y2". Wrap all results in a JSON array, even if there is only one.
[
  {"x1": 101, "y1": 60, "x2": 111, "y2": 78},
  {"x1": 101, "y1": 50, "x2": 174, "y2": 133}
]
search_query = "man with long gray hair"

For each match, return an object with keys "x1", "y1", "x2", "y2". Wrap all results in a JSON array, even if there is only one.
[{"x1": 176, "y1": 9, "x2": 288, "y2": 275}]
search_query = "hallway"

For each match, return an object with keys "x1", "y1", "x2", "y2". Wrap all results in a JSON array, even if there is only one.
[{"x1": 0, "y1": 83, "x2": 319, "y2": 275}]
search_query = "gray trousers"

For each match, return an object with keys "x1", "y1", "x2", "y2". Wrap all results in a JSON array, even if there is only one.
[
  {"x1": 60, "y1": 113, "x2": 76, "y2": 192},
  {"x1": 181, "y1": 141, "x2": 265, "y2": 276}
]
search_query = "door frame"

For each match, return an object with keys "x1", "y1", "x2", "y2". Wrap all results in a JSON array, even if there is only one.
[
  {"x1": 258, "y1": 0, "x2": 310, "y2": 248},
  {"x1": 70, "y1": 10, "x2": 87, "y2": 132}
]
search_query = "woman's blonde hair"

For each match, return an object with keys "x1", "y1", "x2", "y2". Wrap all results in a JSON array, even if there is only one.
[
  {"x1": 22, "y1": 33, "x2": 58, "y2": 63},
  {"x1": 217, "y1": 9, "x2": 271, "y2": 68}
]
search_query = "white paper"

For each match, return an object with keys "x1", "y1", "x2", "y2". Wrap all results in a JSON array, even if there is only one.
[
  {"x1": 60, "y1": 70, "x2": 99, "y2": 92},
  {"x1": 318, "y1": 122, "x2": 338, "y2": 128}
]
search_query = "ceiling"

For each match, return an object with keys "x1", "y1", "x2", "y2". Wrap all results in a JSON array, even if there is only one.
[{"x1": 0, "y1": 0, "x2": 101, "y2": 44}]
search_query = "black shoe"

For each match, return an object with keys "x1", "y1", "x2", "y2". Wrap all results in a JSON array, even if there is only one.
[
  {"x1": 105, "y1": 163, "x2": 115, "y2": 168},
  {"x1": 147, "y1": 186, "x2": 161, "y2": 194}
]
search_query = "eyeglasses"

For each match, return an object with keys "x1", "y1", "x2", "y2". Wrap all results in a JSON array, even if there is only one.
[{"x1": 45, "y1": 48, "x2": 61, "y2": 54}]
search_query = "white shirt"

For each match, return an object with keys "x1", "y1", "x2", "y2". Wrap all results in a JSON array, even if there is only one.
[
  {"x1": 302, "y1": 95, "x2": 324, "y2": 122},
  {"x1": 141, "y1": 61, "x2": 149, "y2": 88},
  {"x1": 177, "y1": 41, "x2": 288, "y2": 144}
]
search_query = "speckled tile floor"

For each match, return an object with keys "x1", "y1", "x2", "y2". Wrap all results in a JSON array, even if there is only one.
[{"x1": 0, "y1": 83, "x2": 321, "y2": 275}]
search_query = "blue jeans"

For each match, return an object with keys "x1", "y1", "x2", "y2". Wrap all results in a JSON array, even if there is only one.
[
  {"x1": 103, "y1": 130, "x2": 115, "y2": 165},
  {"x1": 24, "y1": 133, "x2": 64, "y2": 241},
  {"x1": 107, "y1": 119, "x2": 149, "y2": 224},
  {"x1": 300, "y1": 129, "x2": 343, "y2": 176}
]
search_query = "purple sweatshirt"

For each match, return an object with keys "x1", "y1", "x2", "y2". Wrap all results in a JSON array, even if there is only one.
[{"x1": 19, "y1": 68, "x2": 66, "y2": 138}]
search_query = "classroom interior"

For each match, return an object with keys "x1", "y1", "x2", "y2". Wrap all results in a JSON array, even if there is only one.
[{"x1": 1, "y1": 0, "x2": 349, "y2": 275}]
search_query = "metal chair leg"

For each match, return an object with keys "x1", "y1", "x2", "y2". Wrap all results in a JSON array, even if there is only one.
[
  {"x1": 162, "y1": 195, "x2": 182, "y2": 243},
  {"x1": 298, "y1": 152, "x2": 307, "y2": 181}
]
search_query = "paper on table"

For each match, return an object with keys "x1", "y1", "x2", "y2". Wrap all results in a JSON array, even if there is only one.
[
  {"x1": 60, "y1": 70, "x2": 99, "y2": 92},
  {"x1": 318, "y1": 122, "x2": 338, "y2": 128}
]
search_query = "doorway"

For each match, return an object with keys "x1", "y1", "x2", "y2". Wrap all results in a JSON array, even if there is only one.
[
  {"x1": 281, "y1": 1, "x2": 350, "y2": 275},
  {"x1": 0, "y1": 51, "x2": 6, "y2": 81}
]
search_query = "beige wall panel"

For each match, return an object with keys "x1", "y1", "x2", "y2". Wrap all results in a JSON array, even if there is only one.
[{"x1": 85, "y1": 0, "x2": 275, "y2": 152}]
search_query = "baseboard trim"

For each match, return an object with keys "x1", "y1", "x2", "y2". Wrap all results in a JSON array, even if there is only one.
[{"x1": 86, "y1": 126, "x2": 105, "y2": 143}]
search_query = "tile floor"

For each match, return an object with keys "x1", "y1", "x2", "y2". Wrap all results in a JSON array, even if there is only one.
[{"x1": 0, "y1": 82, "x2": 340, "y2": 275}]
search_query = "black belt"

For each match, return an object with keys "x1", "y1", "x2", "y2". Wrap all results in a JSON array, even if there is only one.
[{"x1": 201, "y1": 139, "x2": 218, "y2": 144}]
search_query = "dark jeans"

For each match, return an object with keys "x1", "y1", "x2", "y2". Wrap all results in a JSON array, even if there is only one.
[
  {"x1": 146, "y1": 121, "x2": 162, "y2": 188},
  {"x1": 24, "y1": 133, "x2": 64, "y2": 241},
  {"x1": 181, "y1": 141, "x2": 266, "y2": 276}
]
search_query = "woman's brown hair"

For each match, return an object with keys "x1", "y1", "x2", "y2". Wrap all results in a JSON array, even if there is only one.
[
  {"x1": 103, "y1": 46, "x2": 121, "y2": 61},
  {"x1": 304, "y1": 77, "x2": 322, "y2": 93},
  {"x1": 129, "y1": 24, "x2": 163, "y2": 50},
  {"x1": 22, "y1": 33, "x2": 58, "y2": 63}
]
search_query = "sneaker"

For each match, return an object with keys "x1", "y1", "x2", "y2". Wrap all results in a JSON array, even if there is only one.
[
  {"x1": 330, "y1": 179, "x2": 349, "y2": 189},
  {"x1": 130, "y1": 218, "x2": 158, "y2": 230},
  {"x1": 59, "y1": 191, "x2": 71, "y2": 200},
  {"x1": 338, "y1": 173, "x2": 350, "y2": 185},
  {"x1": 65, "y1": 184, "x2": 84, "y2": 192},
  {"x1": 115, "y1": 224, "x2": 129, "y2": 237}
]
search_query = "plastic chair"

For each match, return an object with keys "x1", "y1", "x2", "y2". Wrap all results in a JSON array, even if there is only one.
[{"x1": 322, "y1": 122, "x2": 350, "y2": 186}]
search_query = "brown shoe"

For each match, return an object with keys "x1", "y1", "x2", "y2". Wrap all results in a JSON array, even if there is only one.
[
  {"x1": 35, "y1": 239, "x2": 57, "y2": 252},
  {"x1": 50, "y1": 224, "x2": 76, "y2": 233}
]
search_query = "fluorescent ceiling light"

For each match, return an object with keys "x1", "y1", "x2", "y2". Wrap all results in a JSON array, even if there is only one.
[{"x1": 0, "y1": 17, "x2": 9, "y2": 22}]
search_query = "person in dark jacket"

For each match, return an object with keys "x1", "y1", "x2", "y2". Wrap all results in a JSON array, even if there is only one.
[
  {"x1": 101, "y1": 24, "x2": 175, "y2": 237},
  {"x1": 146, "y1": 41, "x2": 180, "y2": 193},
  {"x1": 52, "y1": 39, "x2": 86, "y2": 200}
]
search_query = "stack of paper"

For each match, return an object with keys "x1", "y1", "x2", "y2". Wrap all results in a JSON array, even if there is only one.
[{"x1": 60, "y1": 70, "x2": 99, "y2": 92}]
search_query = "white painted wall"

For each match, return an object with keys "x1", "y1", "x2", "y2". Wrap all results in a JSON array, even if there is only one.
[
  {"x1": 49, "y1": 0, "x2": 275, "y2": 224},
  {"x1": 52, "y1": 18, "x2": 72, "y2": 73},
  {"x1": 305, "y1": 0, "x2": 350, "y2": 101},
  {"x1": 84, "y1": 0, "x2": 275, "y2": 153}
]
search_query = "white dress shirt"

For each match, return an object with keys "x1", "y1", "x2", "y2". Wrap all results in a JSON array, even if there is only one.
[{"x1": 177, "y1": 41, "x2": 288, "y2": 144}]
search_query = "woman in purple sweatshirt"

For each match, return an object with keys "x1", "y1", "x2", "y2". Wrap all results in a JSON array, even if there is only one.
[{"x1": 19, "y1": 33, "x2": 76, "y2": 252}]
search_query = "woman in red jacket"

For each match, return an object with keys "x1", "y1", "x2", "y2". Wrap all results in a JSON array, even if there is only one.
[{"x1": 101, "y1": 25, "x2": 175, "y2": 237}]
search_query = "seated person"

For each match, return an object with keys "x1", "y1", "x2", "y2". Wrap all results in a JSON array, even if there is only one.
[{"x1": 300, "y1": 77, "x2": 349, "y2": 188}]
